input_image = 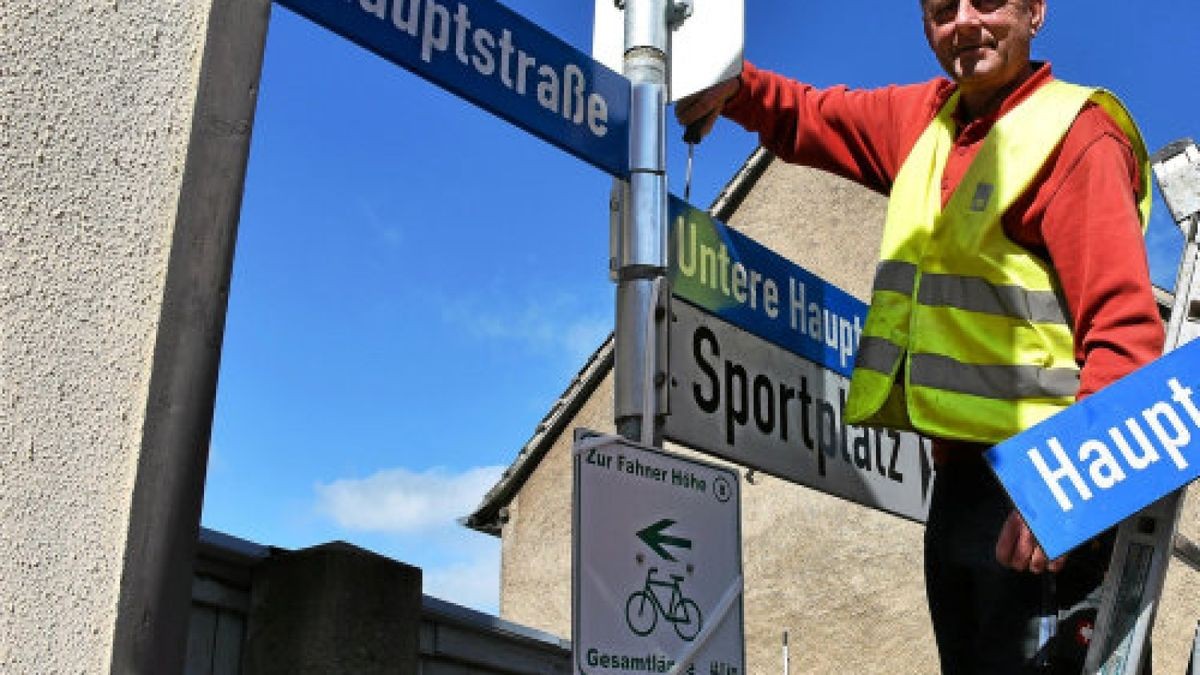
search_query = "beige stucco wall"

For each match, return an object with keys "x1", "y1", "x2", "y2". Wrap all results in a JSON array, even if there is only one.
[
  {"x1": 0, "y1": 3, "x2": 213, "y2": 671},
  {"x1": 498, "y1": 159, "x2": 1200, "y2": 673},
  {"x1": 501, "y1": 376, "x2": 619, "y2": 635},
  {"x1": 724, "y1": 159, "x2": 885, "y2": 300},
  {"x1": 1156, "y1": 497, "x2": 1200, "y2": 674}
]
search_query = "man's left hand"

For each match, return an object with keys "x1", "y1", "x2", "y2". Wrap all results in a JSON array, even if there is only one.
[{"x1": 995, "y1": 510, "x2": 1067, "y2": 573}]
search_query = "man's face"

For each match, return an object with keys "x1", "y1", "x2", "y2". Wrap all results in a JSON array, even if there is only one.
[{"x1": 922, "y1": 0, "x2": 1045, "y2": 95}]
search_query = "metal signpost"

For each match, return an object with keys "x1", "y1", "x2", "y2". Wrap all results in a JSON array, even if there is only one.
[
  {"x1": 606, "y1": 0, "x2": 745, "y2": 446},
  {"x1": 610, "y1": 0, "x2": 672, "y2": 446},
  {"x1": 574, "y1": 431, "x2": 744, "y2": 675},
  {"x1": 276, "y1": 1, "x2": 752, "y2": 669},
  {"x1": 665, "y1": 197, "x2": 935, "y2": 521}
]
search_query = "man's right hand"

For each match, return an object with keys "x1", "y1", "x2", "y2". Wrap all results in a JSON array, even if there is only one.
[
  {"x1": 674, "y1": 77, "x2": 741, "y2": 143},
  {"x1": 995, "y1": 509, "x2": 1066, "y2": 574}
]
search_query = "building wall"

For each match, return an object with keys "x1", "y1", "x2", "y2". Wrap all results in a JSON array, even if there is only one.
[
  {"x1": 497, "y1": 159, "x2": 1200, "y2": 673},
  {"x1": 1156, "y1": 504, "x2": 1200, "y2": 675},
  {"x1": 2, "y1": 4, "x2": 207, "y2": 671},
  {"x1": 723, "y1": 159, "x2": 885, "y2": 300},
  {"x1": 501, "y1": 376, "x2": 618, "y2": 636},
  {"x1": 1, "y1": 2, "x2": 266, "y2": 671}
]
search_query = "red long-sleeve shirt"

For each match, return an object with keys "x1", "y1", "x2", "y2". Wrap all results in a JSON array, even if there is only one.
[{"x1": 723, "y1": 61, "x2": 1164, "y2": 457}]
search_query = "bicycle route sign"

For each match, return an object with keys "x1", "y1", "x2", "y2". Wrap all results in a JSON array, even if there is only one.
[{"x1": 573, "y1": 431, "x2": 744, "y2": 674}]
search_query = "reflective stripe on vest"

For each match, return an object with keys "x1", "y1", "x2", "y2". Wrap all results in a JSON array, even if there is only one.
[
  {"x1": 856, "y1": 339, "x2": 1079, "y2": 399},
  {"x1": 873, "y1": 261, "x2": 1072, "y2": 323},
  {"x1": 908, "y1": 354, "x2": 1080, "y2": 400},
  {"x1": 845, "y1": 79, "x2": 1151, "y2": 443}
]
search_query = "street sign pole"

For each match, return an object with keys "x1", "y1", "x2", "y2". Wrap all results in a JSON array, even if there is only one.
[{"x1": 614, "y1": 0, "x2": 670, "y2": 446}]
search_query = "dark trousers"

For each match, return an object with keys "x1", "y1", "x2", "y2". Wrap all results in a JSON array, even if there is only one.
[{"x1": 923, "y1": 458, "x2": 1139, "y2": 674}]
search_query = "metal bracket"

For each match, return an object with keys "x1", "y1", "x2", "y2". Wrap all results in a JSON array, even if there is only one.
[
  {"x1": 667, "y1": 0, "x2": 693, "y2": 29},
  {"x1": 613, "y1": 0, "x2": 692, "y2": 29},
  {"x1": 608, "y1": 179, "x2": 626, "y2": 282}
]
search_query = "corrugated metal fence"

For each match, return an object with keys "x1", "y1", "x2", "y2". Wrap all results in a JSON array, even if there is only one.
[{"x1": 187, "y1": 528, "x2": 569, "y2": 674}]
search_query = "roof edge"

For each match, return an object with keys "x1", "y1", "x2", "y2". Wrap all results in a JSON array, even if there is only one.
[
  {"x1": 710, "y1": 146, "x2": 774, "y2": 221},
  {"x1": 464, "y1": 335, "x2": 614, "y2": 535},
  {"x1": 464, "y1": 146, "x2": 777, "y2": 537}
]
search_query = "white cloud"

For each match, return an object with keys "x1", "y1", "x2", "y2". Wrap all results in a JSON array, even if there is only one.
[
  {"x1": 206, "y1": 443, "x2": 226, "y2": 473},
  {"x1": 422, "y1": 540, "x2": 502, "y2": 613},
  {"x1": 315, "y1": 464, "x2": 504, "y2": 534},
  {"x1": 357, "y1": 200, "x2": 404, "y2": 248},
  {"x1": 441, "y1": 292, "x2": 611, "y2": 361},
  {"x1": 561, "y1": 316, "x2": 613, "y2": 363}
]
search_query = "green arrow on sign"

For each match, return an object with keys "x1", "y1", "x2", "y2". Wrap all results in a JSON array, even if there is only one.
[{"x1": 636, "y1": 519, "x2": 693, "y2": 562}]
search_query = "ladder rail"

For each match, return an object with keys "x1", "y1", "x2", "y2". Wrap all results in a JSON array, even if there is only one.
[{"x1": 1084, "y1": 139, "x2": 1200, "y2": 674}]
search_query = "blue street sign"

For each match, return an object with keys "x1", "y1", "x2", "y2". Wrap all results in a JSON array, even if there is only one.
[
  {"x1": 986, "y1": 339, "x2": 1200, "y2": 559},
  {"x1": 668, "y1": 196, "x2": 867, "y2": 378},
  {"x1": 276, "y1": 0, "x2": 631, "y2": 177}
]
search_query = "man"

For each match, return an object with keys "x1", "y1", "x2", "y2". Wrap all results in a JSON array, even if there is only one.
[{"x1": 676, "y1": 0, "x2": 1164, "y2": 672}]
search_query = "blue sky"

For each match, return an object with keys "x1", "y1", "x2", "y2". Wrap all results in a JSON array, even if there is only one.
[{"x1": 201, "y1": 0, "x2": 1200, "y2": 614}]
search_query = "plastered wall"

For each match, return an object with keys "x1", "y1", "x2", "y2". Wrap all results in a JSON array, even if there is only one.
[{"x1": 1, "y1": 2, "x2": 250, "y2": 671}]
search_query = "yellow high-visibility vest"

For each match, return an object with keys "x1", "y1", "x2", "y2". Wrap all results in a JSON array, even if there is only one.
[{"x1": 845, "y1": 79, "x2": 1151, "y2": 444}]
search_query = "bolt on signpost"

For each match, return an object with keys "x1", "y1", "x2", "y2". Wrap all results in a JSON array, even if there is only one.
[{"x1": 589, "y1": 4, "x2": 746, "y2": 673}]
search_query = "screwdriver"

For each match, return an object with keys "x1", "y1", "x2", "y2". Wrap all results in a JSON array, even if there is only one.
[{"x1": 683, "y1": 120, "x2": 705, "y2": 203}]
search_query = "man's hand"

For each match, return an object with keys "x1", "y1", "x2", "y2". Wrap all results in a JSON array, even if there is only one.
[
  {"x1": 995, "y1": 510, "x2": 1066, "y2": 574},
  {"x1": 674, "y1": 77, "x2": 741, "y2": 142}
]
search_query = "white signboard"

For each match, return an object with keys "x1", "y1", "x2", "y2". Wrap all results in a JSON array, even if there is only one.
[
  {"x1": 574, "y1": 431, "x2": 744, "y2": 674},
  {"x1": 593, "y1": 0, "x2": 744, "y2": 102},
  {"x1": 667, "y1": 301, "x2": 935, "y2": 522}
]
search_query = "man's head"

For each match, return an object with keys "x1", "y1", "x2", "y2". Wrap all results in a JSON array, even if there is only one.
[{"x1": 921, "y1": 0, "x2": 1046, "y2": 102}]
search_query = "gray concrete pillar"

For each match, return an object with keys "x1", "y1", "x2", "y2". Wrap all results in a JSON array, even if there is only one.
[
  {"x1": 0, "y1": 0, "x2": 270, "y2": 672},
  {"x1": 243, "y1": 543, "x2": 423, "y2": 674}
]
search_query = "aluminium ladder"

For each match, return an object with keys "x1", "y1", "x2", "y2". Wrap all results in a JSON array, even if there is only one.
[{"x1": 1084, "y1": 138, "x2": 1200, "y2": 674}]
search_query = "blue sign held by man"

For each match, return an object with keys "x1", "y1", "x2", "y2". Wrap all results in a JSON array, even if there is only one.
[
  {"x1": 987, "y1": 339, "x2": 1200, "y2": 559},
  {"x1": 277, "y1": 0, "x2": 631, "y2": 177}
]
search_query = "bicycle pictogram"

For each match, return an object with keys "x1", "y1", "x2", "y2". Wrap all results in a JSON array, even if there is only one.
[{"x1": 624, "y1": 567, "x2": 703, "y2": 641}]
